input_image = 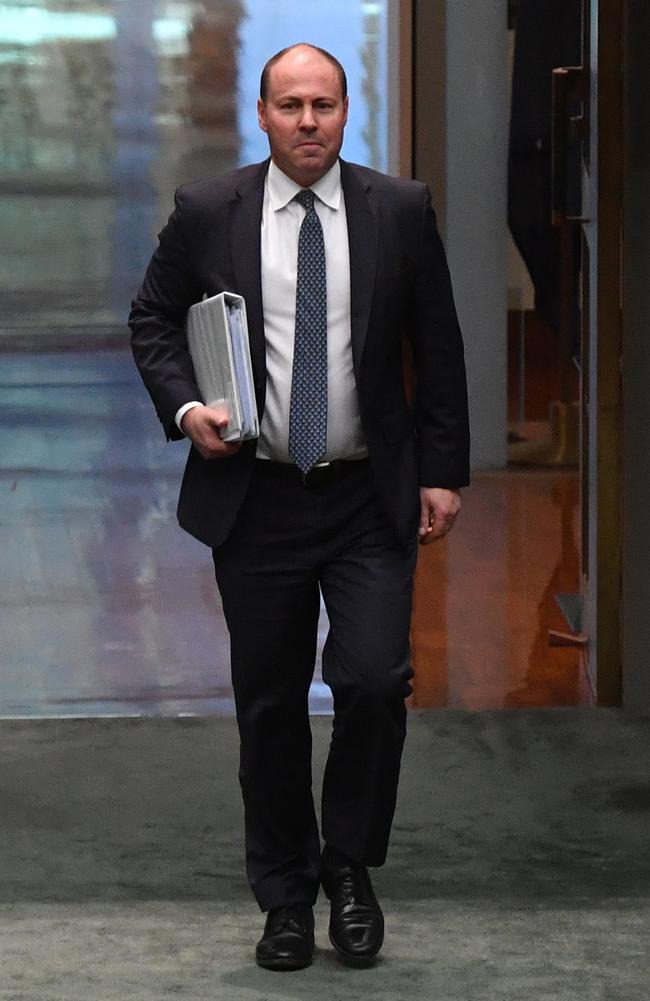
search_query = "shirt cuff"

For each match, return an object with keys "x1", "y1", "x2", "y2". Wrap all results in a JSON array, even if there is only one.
[{"x1": 175, "y1": 401, "x2": 203, "y2": 433}]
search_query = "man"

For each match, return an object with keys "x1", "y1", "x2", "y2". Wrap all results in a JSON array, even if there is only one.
[{"x1": 129, "y1": 43, "x2": 469, "y2": 971}]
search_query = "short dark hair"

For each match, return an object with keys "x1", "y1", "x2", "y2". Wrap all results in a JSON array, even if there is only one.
[{"x1": 259, "y1": 43, "x2": 348, "y2": 103}]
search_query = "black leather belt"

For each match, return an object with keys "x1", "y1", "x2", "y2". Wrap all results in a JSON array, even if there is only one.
[{"x1": 255, "y1": 458, "x2": 369, "y2": 488}]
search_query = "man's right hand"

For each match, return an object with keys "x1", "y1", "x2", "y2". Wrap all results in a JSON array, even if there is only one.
[{"x1": 180, "y1": 404, "x2": 242, "y2": 460}]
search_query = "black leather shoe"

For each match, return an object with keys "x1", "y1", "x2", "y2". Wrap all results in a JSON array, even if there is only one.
[
  {"x1": 255, "y1": 904, "x2": 315, "y2": 971},
  {"x1": 321, "y1": 856, "x2": 384, "y2": 965}
]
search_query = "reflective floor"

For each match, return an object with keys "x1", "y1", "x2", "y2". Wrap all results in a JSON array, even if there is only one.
[
  {"x1": 0, "y1": 349, "x2": 591, "y2": 718},
  {"x1": 412, "y1": 470, "x2": 590, "y2": 709}
]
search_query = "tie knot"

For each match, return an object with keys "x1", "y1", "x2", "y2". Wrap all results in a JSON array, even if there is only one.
[{"x1": 296, "y1": 188, "x2": 315, "y2": 212}]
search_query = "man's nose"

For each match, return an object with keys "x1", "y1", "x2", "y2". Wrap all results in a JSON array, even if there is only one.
[{"x1": 298, "y1": 106, "x2": 317, "y2": 130}]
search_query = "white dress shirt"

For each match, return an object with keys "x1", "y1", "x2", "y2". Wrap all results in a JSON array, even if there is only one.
[{"x1": 176, "y1": 158, "x2": 367, "y2": 463}]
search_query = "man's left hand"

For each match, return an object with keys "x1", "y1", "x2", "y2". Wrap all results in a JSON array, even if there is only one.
[{"x1": 418, "y1": 487, "x2": 461, "y2": 544}]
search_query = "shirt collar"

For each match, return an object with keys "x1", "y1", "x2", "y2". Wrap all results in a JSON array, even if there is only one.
[{"x1": 266, "y1": 158, "x2": 342, "y2": 212}]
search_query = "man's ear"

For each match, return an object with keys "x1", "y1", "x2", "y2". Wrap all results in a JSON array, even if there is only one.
[
  {"x1": 342, "y1": 96, "x2": 349, "y2": 127},
  {"x1": 257, "y1": 98, "x2": 268, "y2": 133}
]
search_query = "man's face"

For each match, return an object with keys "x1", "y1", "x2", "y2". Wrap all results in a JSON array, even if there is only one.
[{"x1": 257, "y1": 47, "x2": 348, "y2": 187}]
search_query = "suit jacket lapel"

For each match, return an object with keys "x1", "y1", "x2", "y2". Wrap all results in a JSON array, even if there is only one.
[
  {"x1": 229, "y1": 160, "x2": 268, "y2": 391},
  {"x1": 340, "y1": 159, "x2": 379, "y2": 375}
]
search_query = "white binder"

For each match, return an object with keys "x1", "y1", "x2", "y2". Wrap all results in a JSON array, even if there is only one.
[{"x1": 186, "y1": 291, "x2": 259, "y2": 442}]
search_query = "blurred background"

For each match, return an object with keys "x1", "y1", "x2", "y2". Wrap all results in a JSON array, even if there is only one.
[
  {"x1": 1, "y1": 0, "x2": 646, "y2": 718},
  {"x1": 0, "y1": 0, "x2": 406, "y2": 718},
  {"x1": 0, "y1": 0, "x2": 391, "y2": 340}
]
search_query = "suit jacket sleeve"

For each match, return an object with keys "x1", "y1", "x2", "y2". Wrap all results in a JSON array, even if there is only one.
[
  {"x1": 409, "y1": 186, "x2": 470, "y2": 487},
  {"x1": 128, "y1": 187, "x2": 203, "y2": 441}
]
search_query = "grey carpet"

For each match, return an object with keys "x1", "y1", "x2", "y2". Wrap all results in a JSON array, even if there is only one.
[{"x1": 1, "y1": 709, "x2": 649, "y2": 1000}]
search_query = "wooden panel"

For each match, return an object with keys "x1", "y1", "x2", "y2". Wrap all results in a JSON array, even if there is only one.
[
  {"x1": 398, "y1": 0, "x2": 414, "y2": 177},
  {"x1": 587, "y1": 0, "x2": 624, "y2": 704},
  {"x1": 412, "y1": 0, "x2": 447, "y2": 231}
]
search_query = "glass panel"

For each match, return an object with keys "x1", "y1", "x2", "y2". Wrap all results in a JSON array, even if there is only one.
[{"x1": 0, "y1": 0, "x2": 392, "y2": 337}]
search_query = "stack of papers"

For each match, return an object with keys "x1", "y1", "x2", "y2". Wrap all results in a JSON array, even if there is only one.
[{"x1": 186, "y1": 291, "x2": 259, "y2": 442}]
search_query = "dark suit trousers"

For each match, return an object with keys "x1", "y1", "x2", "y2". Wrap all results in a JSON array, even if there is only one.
[{"x1": 212, "y1": 459, "x2": 417, "y2": 912}]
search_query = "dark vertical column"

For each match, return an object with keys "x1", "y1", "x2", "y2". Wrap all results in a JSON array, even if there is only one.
[
  {"x1": 413, "y1": 0, "x2": 447, "y2": 236},
  {"x1": 622, "y1": 0, "x2": 650, "y2": 712}
]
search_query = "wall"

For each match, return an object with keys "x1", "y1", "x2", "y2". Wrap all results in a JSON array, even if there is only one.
[{"x1": 414, "y1": 0, "x2": 509, "y2": 471}]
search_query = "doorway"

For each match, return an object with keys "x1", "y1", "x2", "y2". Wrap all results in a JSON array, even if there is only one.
[{"x1": 407, "y1": 0, "x2": 623, "y2": 707}]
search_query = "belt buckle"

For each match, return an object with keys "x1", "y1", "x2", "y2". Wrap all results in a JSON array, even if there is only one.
[{"x1": 303, "y1": 462, "x2": 332, "y2": 488}]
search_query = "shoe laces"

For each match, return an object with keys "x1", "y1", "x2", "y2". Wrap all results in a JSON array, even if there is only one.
[
  {"x1": 340, "y1": 869, "x2": 359, "y2": 901},
  {"x1": 270, "y1": 905, "x2": 309, "y2": 934}
]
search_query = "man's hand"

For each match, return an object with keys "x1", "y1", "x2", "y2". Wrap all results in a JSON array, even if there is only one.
[
  {"x1": 418, "y1": 487, "x2": 461, "y2": 544},
  {"x1": 180, "y1": 404, "x2": 242, "y2": 460}
]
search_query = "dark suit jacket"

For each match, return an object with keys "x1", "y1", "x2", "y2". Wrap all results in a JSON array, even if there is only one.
[{"x1": 129, "y1": 158, "x2": 470, "y2": 549}]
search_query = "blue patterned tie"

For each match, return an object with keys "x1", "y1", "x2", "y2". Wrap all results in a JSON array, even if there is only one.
[{"x1": 288, "y1": 189, "x2": 327, "y2": 473}]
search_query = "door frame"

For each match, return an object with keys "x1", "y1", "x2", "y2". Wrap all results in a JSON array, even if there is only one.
[{"x1": 582, "y1": 0, "x2": 624, "y2": 704}]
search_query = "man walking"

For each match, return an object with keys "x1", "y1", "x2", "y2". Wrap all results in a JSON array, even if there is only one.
[{"x1": 129, "y1": 42, "x2": 469, "y2": 970}]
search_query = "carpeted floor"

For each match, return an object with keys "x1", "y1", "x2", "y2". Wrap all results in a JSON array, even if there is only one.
[{"x1": 1, "y1": 709, "x2": 649, "y2": 1000}]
